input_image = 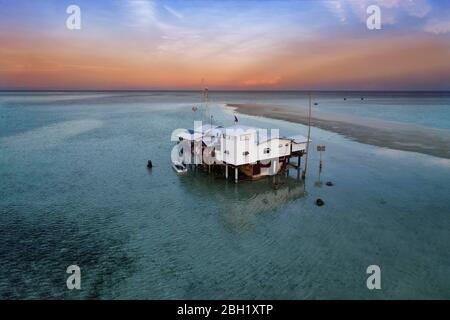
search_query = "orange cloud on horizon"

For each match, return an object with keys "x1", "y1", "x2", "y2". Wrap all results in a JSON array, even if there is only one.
[{"x1": 1, "y1": 30, "x2": 449, "y2": 90}]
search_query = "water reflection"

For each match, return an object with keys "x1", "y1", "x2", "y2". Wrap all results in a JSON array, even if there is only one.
[{"x1": 179, "y1": 172, "x2": 305, "y2": 232}]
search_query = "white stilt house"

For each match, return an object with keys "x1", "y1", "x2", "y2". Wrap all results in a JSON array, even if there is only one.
[{"x1": 173, "y1": 123, "x2": 309, "y2": 182}]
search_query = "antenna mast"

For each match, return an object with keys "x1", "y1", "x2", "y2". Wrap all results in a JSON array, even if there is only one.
[
  {"x1": 302, "y1": 92, "x2": 312, "y2": 180},
  {"x1": 203, "y1": 87, "x2": 209, "y2": 125}
]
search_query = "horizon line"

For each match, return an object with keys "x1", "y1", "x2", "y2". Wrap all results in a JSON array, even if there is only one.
[{"x1": 2, "y1": 89, "x2": 450, "y2": 93}]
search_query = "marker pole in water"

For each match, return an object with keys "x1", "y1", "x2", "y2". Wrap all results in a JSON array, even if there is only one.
[
  {"x1": 317, "y1": 145, "x2": 325, "y2": 173},
  {"x1": 319, "y1": 148, "x2": 323, "y2": 173}
]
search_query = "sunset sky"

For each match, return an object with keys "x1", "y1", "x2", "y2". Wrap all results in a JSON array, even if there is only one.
[{"x1": 1, "y1": 0, "x2": 450, "y2": 90}]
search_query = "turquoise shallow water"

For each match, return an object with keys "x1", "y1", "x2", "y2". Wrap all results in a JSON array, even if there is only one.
[{"x1": 0, "y1": 91, "x2": 449, "y2": 299}]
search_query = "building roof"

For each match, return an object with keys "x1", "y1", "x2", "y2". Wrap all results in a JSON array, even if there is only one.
[
  {"x1": 174, "y1": 129, "x2": 194, "y2": 140},
  {"x1": 193, "y1": 124, "x2": 222, "y2": 134},
  {"x1": 175, "y1": 125, "x2": 309, "y2": 147},
  {"x1": 288, "y1": 135, "x2": 309, "y2": 144},
  {"x1": 174, "y1": 125, "x2": 223, "y2": 142},
  {"x1": 259, "y1": 136, "x2": 292, "y2": 144},
  {"x1": 222, "y1": 125, "x2": 260, "y2": 136}
]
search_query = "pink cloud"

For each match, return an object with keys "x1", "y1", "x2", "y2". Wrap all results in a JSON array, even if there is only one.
[{"x1": 242, "y1": 76, "x2": 282, "y2": 87}]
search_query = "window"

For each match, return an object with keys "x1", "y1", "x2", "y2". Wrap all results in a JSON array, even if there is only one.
[
  {"x1": 224, "y1": 150, "x2": 229, "y2": 155},
  {"x1": 243, "y1": 151, "x2": 249, "y2": 156},
  {"x1": 240, "y1": 134, "x2": 250, "y2": 141},
  {"x1": 263, "y1": 148, "x2": 270, "y2": 154}
]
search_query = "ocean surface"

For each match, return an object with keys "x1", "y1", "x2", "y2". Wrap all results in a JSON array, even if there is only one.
[{"x1": 0, "y1": 91, "x2": 449, "y2": 299}]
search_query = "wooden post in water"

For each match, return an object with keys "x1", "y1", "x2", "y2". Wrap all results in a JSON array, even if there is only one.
[
  {"x1": 317, "y1": 145, "x2": 326, "y2": 173},
  {"x1": 319, "y1": 148, "x2": 323, "y2": 173},
  {"x1": 286, "y1": 157, "x2": 289, "y2": 177},
  {"x1": 234, "y1": 167, "x2": 238, "y2": 183}
]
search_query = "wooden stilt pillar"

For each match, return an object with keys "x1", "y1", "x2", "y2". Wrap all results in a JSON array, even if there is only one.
[
  {"x1": 286, "y1": 157, "x2": 289, "y2": 177},
  {"x1": 234, "y1": 167, "x2": 238, "y2": 183},
  {"x1": 297, "y1": 155, "x2": 301, "y2": 180},
  {"x1": 225, "y1": 165, "x2": 228, "y2": 179}
]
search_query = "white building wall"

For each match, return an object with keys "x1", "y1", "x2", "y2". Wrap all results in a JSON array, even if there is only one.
[
  {"x1": 215, "y1": 131, "x2": 302, "y2": 166},
  {"x1": 217, "y1": 131, "x2": 259, "y2": 166},
  {"x1": 257, "y1": 139, "x2": 291, "y2": 162},
  {"x1": 291, "y1": 142, "x2": 307, "y2": 153},
  {"x1": 181, "y1": 140, "x2": 191, "y2": 164}
]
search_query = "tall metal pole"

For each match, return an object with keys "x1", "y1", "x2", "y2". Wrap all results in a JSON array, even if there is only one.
[
  {"x1": 200, "y1": 79, "x2": 205, "y2": 123},
  {"x1": 200, "y1": 88, "x2": 204, "y2": 122},
  {"x1": 204, "y1": 88, "x2": 208, "y2": 124},
  {"x1": 302, "y1": 92, "x2": 312, "y2": 179}
]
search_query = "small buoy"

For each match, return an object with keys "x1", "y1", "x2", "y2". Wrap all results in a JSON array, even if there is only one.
[
  {"x1": 316, "y1": 198, "x2": 324, "y2": 206},
  {"x1": 314, "y1": 102, "x2": 318, "y2": 106},
  {"x1": 361, "y1": 97, "x2": 364, "y2": 100},
  {"x1": 326, "y1": 181, "x2": 334, "y2": 187},
  {"x1": 147, "y1": 160, "x2": 153, "y2": 168},
  {"x1": 344, "y1": 97, "x2": 347, "y2": 100}
]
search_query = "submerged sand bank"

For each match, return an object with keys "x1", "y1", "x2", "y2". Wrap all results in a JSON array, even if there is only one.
[{"x1": 227, "y1": 103, "x2": 450, "y2": 159}]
